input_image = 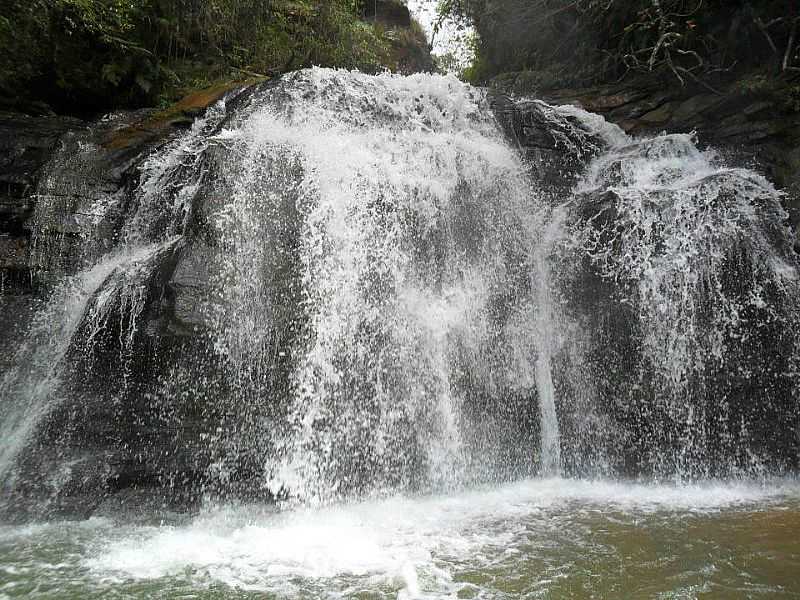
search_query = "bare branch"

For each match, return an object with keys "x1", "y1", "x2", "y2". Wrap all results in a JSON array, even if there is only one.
[
  {"x1": 664, "y1": 51, "x2": 685, "y2": 85},
  {"x1": 754, "y1": 17, "x2": 779, "y2": 55},
  {"x1": 649, "y1": 32, "x2": 680, "y2": 71},
  {"x1": 784, "y1": 17, "x2": 797, "y2": 71},
  {"x1": 674, "y1": 48, "x2": 704, "y2": 71}
]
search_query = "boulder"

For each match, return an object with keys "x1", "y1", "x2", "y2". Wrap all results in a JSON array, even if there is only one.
[
  {"x1": 168, "y1": 242, "x2": 216, "y2": 334},
  {"x1": 491, "y1": 93, "x2": 607, "y2": 192}
]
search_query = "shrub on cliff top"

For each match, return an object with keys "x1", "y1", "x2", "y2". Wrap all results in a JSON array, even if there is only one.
[
  {"x1": 439, "y1": 0, "x2": 800, "y2": 87},
  {"x1": 0, "y1": 0, "x2": 392, "y2": 116}
]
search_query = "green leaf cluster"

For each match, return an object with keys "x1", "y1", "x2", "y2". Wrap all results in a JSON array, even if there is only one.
[
  {"x1": 439, "y1": 0, "x2": 799, "y2": 87},
  {"x1": 0, "y1": 0, "x2": 394, "y2": 115}
]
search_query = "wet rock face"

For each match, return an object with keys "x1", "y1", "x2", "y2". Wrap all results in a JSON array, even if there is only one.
[
  {"x1": 31, "y1": 111, "x2": 157, "y2": 280},
  {"x1": 492, "y1": 91, "x2": 800, "y2": 476},
  {"x1": 0, "y1": 82, "x2": 253, "y2": 292},
  {"x1": 0, "y1": 113, "x2": 82, "y2": 388},
  {"x1": 560, "y1": 133, "x2": 800, "y2": 476},
  {"x1": 0, "y1": 112, "x2": 83, "y2": 291},
  {"x1": 491, "y1": 95, "x2": 607, "y2": 194},
  {"x1": 168, "y1": 243, "x2": 216, "y2": 334},
  {"x1": 0, "y1": 108, "x2": 171, "y2": 290},
  {"x1": 0, "y1": 85, "x2": 263, "y2": 520},
  {"x1": 529, "y1": 78, "x2": 800, "y2": 249}
]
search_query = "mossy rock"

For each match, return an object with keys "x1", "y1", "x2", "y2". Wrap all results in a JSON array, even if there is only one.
[{"x1": 104, "y1": 78, "x2": 266, "y2": 152}]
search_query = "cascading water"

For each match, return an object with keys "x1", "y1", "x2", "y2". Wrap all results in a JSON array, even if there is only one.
[
  {"x1": 1, "y1": 67, "x2": 800, "y2": 599},
  {"x1": 0, "y1": 69, "x2": 567, "y2": 511},
  {"x1": 1, "y1": 68, "x2": 798, "y2": 517},
  {"x1": 0, "y1": 249, "x2": 149, "y2": 483},
  {"x1": 0, "y1": 96, "x2": 233, "y2": 499},
  {"x1": 558, "y1": 124, "x2": 800, "y2": 477},
  {"x1": 530, "y1": 211, "x2": 565, "y2": 475},
  {"x1": 200, "y1": 69, "x2": 557, "y2": 500}
]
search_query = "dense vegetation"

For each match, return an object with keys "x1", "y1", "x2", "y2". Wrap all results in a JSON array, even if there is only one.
[
  {"x1": 0, "y1": 0, "x2": 416, "y2": 115},
  {"x1": 6, "y1": 0, "x2": 797, "y2": 116},
  {"x1": 438, "y1": 0, "x2": 800, "y2": 90}
]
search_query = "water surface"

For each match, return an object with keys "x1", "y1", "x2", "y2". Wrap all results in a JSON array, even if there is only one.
[{"x1": 2, "y1": 478, "x2": 799, "y2": 599}]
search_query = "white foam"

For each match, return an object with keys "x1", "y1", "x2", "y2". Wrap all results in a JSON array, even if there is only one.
[
  {"x1": 84, "y1": 478, "x2": 800, "y2": 597},
  {"x1": 553, "y1": 103, "x2": 631, "y2": 148}
]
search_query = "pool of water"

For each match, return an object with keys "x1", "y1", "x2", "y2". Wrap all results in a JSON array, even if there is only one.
[{"x1": 1, "y1": 478, "x2": 799, "y2": 599}]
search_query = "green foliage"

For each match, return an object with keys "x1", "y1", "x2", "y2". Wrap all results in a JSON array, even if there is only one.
[
  {"x1": 458, "y1": 33, "x2": 487, "y2": 82},
  {"x1": 384, "y1": 18, "x2": 435, "y2": 74},
  {"x1": 0, "y1": 0, "x2": 394, "y2": 115},
  {"x1": 438, "y1": 0, "x2": 800, "y2": 87}
]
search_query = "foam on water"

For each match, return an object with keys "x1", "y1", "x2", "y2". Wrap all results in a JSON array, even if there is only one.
[
  {"x1": 73, "y1": 478, "x2": 800, "y2": 598},
  {"x1": 552, "y1": 103, "x2": 631, "y2": 149}
]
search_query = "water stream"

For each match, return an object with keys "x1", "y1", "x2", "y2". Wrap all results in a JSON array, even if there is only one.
[
  {"x1": 1, "y1": 68, "x2": 799, "y2": 598},
  {"x1": 1, "y1": 478, "x2": 799, "y2": 598}
]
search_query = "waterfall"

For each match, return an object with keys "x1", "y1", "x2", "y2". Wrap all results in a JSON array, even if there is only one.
[
  {"x1": 203, "y1": 69, "x2": 550, "y2": 499},
  {"x1": 0, "y1": 96, "x2": 232, "y2": 492},
  {"x1": 1, "y1": 68, "x2": 798, "y2": 514},
  {"x1": 531, "y1": 210, "x2": 565, "y2": 475},
  {"x1": 0, "y1": 243, "x2": 174, "y2": 486},
  {"x1": 563, "y1": 125, "x2": 800, "y2": 476}
]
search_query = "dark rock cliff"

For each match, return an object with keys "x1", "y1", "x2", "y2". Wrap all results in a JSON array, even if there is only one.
[
  {"x1": 0, "y1": 113, "x2": 82, "y2": 292},
  {"x1": 1, "y1": 70, "x2": 798, "y2": 519},
  {"x1": 0, "y1": 81, "x2": 281, "y2": 520}
]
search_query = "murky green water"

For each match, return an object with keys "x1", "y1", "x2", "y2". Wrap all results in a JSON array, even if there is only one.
[{"x1": 1, "y1": 478, "x2": 799, "y2": 599}]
